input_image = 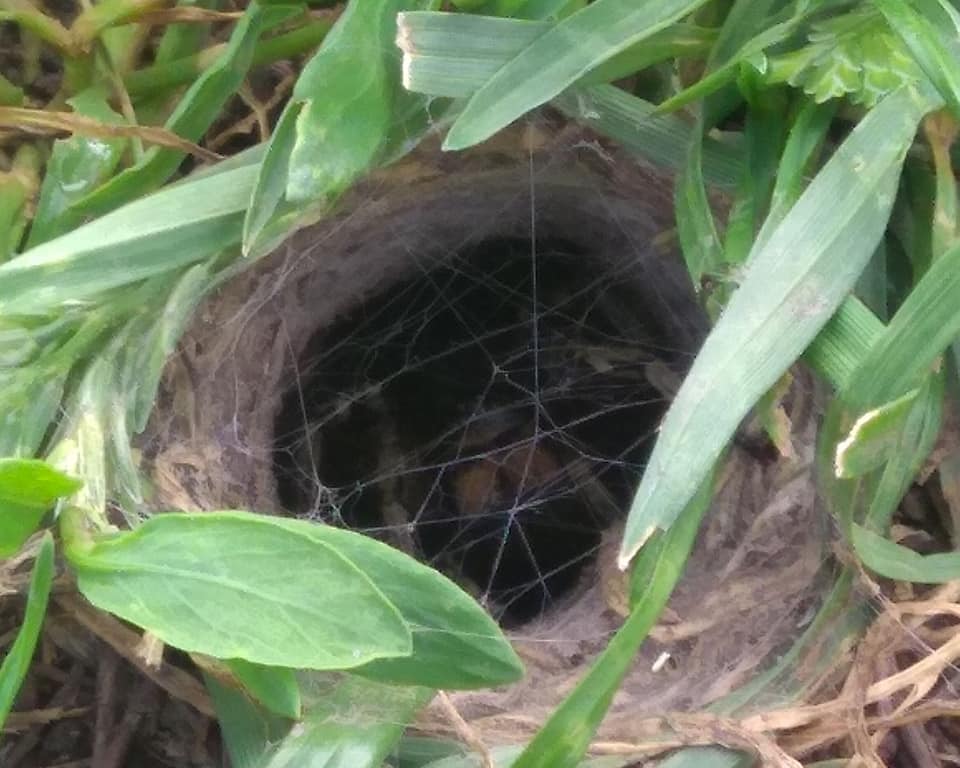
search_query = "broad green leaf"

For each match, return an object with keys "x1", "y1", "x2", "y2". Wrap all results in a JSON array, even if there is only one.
[
  {"x1": 873, "y1": 0, "x2": 960, "y2": 120},
  {"x1": 0, "y1": 164, "x2": 254, "y2": 316},
  {"x1": 0, "y1": 532, "x2": 54, "y2": 730},
  {"x1": 841, "y1": 237, "x2": 960, "y2": 412},
  {"x1": 835, "y1": 388, "x2": 919, "y2": 478},
  {"x1": 26, "y1": 88, "x2": 126, "y2": 248},
  {"x1": 551, "y1": 85, "x2": 741, "y2": 188},
  {"x1": 267, "y1": 519, "x2": 523, "y2": 689},
  {"x1": 442, "y1": 0, "x2": 711, "y2": 151},
  {"x1": 226, "y1": 658, "x2": 301, "y2": 720},
  {"x1": 512, "y1": 470, "x2": 714, "y2": 768},
  {"x1": 63, "y1": 510, "x2": 413, "y2": 669},
  {"x1": 261, "y1": 674, "x2": 431, "y2": 768},
  {"x1": 70, "y1": 3, "x2": 266, "y2": 219},
  {"x1": 619, "y1": 86, "x2": 933, "y2": 566},
  {"x1": 852, "y1": 523, "x2": 960, "y2": 582},
  {"x1": 286, "y1": 0, "x2": 427, "y2": 203},
  {"x1": 0, "y1": 459, "x2": 80, "y2": 556}
]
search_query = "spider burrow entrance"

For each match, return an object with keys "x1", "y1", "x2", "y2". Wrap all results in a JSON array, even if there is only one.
[{"x1": 273, "y1": 233, "x2": 690, "y2": 628}]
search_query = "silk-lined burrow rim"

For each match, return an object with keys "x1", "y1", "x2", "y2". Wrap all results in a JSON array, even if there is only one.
[{"x1": 141, "y1": 126, "x2": 825, "y2": 744}]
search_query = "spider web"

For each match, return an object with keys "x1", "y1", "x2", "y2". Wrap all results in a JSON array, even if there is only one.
[{"x1": 270, "y1": 148, "x2": 695, "y2": 627}]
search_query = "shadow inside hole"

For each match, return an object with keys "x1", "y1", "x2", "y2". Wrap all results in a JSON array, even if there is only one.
[{"x1": 273, "y1": 235, "x2": 684, "y2": 627}]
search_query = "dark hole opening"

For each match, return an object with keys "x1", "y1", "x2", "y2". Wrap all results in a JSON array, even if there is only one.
[{"x1": 273, "y1": 235, "x2": 681, "y2": 627}]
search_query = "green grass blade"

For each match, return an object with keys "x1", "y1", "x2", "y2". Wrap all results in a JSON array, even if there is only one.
[
  {"x1": 841, "y1": 237, "x2": 960, "y2": 412},
  {"x1": 852, "y1": 522, "x2": 960, "y2": 582},
  {"x1": 397, "y1": 12, "x2": 713, "y2": 98},
  {"x1": 551, "y1": 85, "x2": 741, "y2": 188},
  {"x1": 25, "y1": 88, "x2": 126, "y2": 248},
  {"x1": 619, "y1": 86, "x2": 934, "y2": 566},
  {"x1": 0, "y1": 164, "x2": 254, "y2": 316},
  {"x1": 70, "y1": 2, "x2": 266, "y2": 219},
  {"x1": 756, "y1": 99, "x2": 839, "y2": 250},
  {"x1": 242, "y1": 100, "x2": 303, "y2": 257},
  {"x1": 804, "y1": 296, "x2": 884, "y2": 390},
  {"x1": 835, "y1": 388, "x2": 919, "y2": 478},
  {"x1": 874, "y1": 0, "x2": 960, "y2": 121},
  {"x1": 0, "y1": 532, "x2": 54, "y2": 729},
  {"x1": 442, "y1": 0, "x2": 712, "y2": 151},
  {"x1": 511, "y1": 471, "x2": 714, "y2": 768},
  {"x1": 675, "y1": 0, "x2": 780, "y2": 285}
]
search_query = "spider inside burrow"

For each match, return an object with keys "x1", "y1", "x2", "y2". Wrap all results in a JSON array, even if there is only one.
[{"x1": 272, "y1": 234, "x2": 695, "y2": 629}]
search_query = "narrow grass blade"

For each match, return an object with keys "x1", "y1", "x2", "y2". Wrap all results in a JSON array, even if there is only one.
[
  {"x1": 442, "y1": 0, "x2": 711, "y2": 151},
  {"x1": 398, "y1": 12, "x2": 713, "y2": 98},
  {"x1": 874, "y1": 0, "x2": 960, "y2": 121},
  {"x1": 620, "y1": 86, "x2": 933, "y2": 566},
  {"x1": 757, "y1": 99, "x2": 838, "y2": 249},
  {"x1": 841, "y1": 237, "x2": 960, "y2": 412},
  {"x1": 70, "y1": 3, "x2": 265, "y2": 219},
  {"x1": 512, "y1": 471, "x2": 714, "y2": 768},
  {"x1": 835, "y1": 388, "x2": 919, "y2": 478},
  {"x1": 852, "y1": 523, "x2": 960, "y2": 582},
  {"x1": 654, "y1": 19, "x2": 801, "y2": 116},
  {"x1": 25, "y1": 88, "x2": 126, "y2": 248},
  {"x1": 261, "y1": 674, "x2": 431, "y2": 768},
  {"x1": 720, "y1": 83, "x2": 788, "y2": 267},
  {"x1": 0, "y1": 459, "x2": 80, "y2": 556},
  {"x1": 0, "y1": 532, "x2": 54, "y2": 730},
  {"x1": 0, "y1": 151, "x2": 34, "y2": 259},
  {"x1": 863, "y1": 371, "x2": 944, "y2": 530},
  {"x1": 551, "y1": 85, "x2": 741, "y2": 188},
  {"x1": 0, "y1": 164, "x2": 254, "y2": 315},
  {"x1": 675, "y1": 124, "x2": 723, "y2": 283},
  {"x1": 805, "y1": 296, "x2": 884, "y2": 390},
  {"x1": 243, "y1": 100, "x2": 301, "y2": 257},
  {"x1": 125, "y1": 264, "x2": 213, "y2": 432},
  {"x1": 676, "y1": 0, "x2": 780, "y2": 284}
]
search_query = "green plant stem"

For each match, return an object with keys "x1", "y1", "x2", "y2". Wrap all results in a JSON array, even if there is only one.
[
  {"x1": 124, "y1": 20, "x2": 333, "y2": 101},
  {"x1": 0, "y1": 0, "x2": 76, "y2": 55}
]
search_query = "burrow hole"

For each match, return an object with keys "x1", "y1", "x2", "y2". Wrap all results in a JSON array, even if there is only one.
[{"x1": 273, "y1": 236, "x2": 683, "y2": 628}]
